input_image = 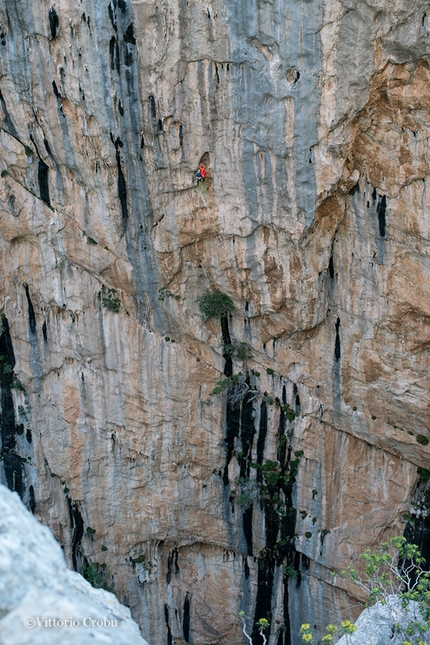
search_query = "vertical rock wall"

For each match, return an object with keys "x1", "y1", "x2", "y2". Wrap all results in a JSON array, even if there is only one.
[{"x1": 0, "y1": 0, "x2": 430, "y2": 643}]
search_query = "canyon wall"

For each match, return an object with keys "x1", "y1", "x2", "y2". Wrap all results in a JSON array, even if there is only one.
[{"x1": 1, "y1": 0, "x2": 430, "y2": 643}]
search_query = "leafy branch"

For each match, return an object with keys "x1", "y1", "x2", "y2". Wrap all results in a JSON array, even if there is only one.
[{"x1": 345, "y1": 537, "x2": 430, "y2": 609}]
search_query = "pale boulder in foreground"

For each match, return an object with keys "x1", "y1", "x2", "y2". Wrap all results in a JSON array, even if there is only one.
[
  {"x1": 337, "y1": 596, "x2": 429, "y2": 645},
  {"x1": 0, "y1": 485, "x2": 149, "y2": 645}
]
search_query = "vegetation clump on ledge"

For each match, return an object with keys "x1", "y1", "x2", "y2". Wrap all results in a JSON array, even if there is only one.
[
  {"x1": 82, "y1": 561, "x2": 113, "y2": 592},
  {"x1": 101, "y1": 288, "x2": 120, "y2": 313},
  {"x1": 196, "y1": 288, "x2": 235, "y2": 321}
]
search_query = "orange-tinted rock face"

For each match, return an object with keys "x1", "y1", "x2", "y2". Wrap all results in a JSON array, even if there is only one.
[{"x1": 0, "y1": 0, "x2": 430, "y2": 643}]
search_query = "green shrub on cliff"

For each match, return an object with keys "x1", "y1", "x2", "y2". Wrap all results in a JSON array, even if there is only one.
[
  {"x1": 102, "y1": 288, "x2": 120, "y2": 313},
  {"x1": 196, "y1": 289, "x2": 234, "y2": 321},
  {"x1": 82, "y1": 561, "x2": 113, "y2": 592},
  {"x1": 223, "y1": 341, "x2": 253, "y2": 361}
]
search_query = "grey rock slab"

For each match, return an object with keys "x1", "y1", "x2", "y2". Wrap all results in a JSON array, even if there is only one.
[
  {"x1": 337, "y1": 595, "x2": 429, "y2": 645},
  {"x1": 0, "y1": 485, "x2": 149, "y2": 645}
]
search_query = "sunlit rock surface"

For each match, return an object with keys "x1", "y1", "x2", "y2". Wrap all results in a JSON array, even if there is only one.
[
  {"x1": 0, "y1": 0, "x2": 430, "y2": 643},
  {"x1": 337, "y1": 596, "x2": 429, "y2": 645}
]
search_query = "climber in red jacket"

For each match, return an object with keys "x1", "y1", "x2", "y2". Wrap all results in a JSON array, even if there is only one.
[{"x1": 195, "y1": 164, "x2": 207, "y2": 184}]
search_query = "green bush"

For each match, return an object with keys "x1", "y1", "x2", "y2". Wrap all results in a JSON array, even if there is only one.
[
  {"x1": 223, "y1": 341, "x2": 253, "y2": 361},
  {"x1": 158, "y1": 286, "x2": 180, "y2": 301},
  {"x1": 235, "y1": 456, "x2": 301, "y2": 513},
  {"x1": 82, "y1": 562, "x2": 113, "y2": 592},
  {"x1": 209, "y1": 375, "x2": 239, "y2": 397},
  {"x1": 11, "y1": 377, "x2": 25, "y2": 392},
  {"x1": 283, "y1": 563, "x2": 298, "y2": 580},
  {"x1": 102, "y1": 289, "x2": 120, "y2": 313},
  {"x1": 196, "y1": 289, "x2": 234, "y2": 321},
  {"x1": 416, "y1": 435, "x2": 429, "y2": 446},
  {"x1": 417, "y1": 467, "x2": 430, "y2": 481}
]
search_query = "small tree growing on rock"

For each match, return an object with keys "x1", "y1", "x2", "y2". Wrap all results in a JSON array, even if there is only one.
[
  {"x1": 196, "y1": 289, "x2": 235, "y2": 321},
  {"x1": 82, "y1": 561, "x2": 113, "y2": 592}
]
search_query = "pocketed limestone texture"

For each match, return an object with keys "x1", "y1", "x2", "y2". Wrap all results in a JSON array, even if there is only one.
[{"x1": 0, "y1": 0, "x2": 429, "y2": 643}]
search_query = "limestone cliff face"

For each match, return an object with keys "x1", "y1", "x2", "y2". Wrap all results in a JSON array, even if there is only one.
[{"x1": 0, "y1": 0, "x2": 430, "y2": 643}]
